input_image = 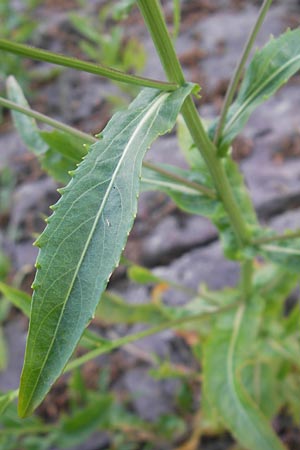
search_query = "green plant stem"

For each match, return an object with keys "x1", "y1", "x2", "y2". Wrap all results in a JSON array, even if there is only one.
[
  {"x1": 0, "y1": 96, "x2": 214, "y2": 198},
  {"x1": 253, "y1": 230, "x2": 300, "y2": 245},
  {"x1": 137, "y1": 0, "x2": 250, "y2": 246},
  {"x1": 65, "y1": 302, "x2": 238, "y2": 373},
  {"x1": 241, "y1": 259, "x2": 253, "y2": 300},
  {"x1": 214, "y1": 0, "x2": 273, "y2": 145},
  {"x1": 143, "y1": 160, "x2": 216, "y2": 198},
  {"x1": 172, "y1": 0, "x2": 181, "y2": 40},
  {"x1": 0, "y1": 38, "x2": 178, "y2": 91},
  {"x1": 0, "y1": 96, "x2": 96, "y2": 144}
]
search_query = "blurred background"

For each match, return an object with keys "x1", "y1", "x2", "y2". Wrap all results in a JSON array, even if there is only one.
[{"x1": 1, "y1": 1, "x2": 300, "y2": 449}]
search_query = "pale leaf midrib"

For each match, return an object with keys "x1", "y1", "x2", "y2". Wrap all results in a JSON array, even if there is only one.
[{"x1": 22, "y1": 92, "x2": 168, "y2": 414}]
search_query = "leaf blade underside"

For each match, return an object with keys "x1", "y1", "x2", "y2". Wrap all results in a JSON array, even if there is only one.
[{"x1": 18, "y1": 84, "x2": 194, "y2": 417}]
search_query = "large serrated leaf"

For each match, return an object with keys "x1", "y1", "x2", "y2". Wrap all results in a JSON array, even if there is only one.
[
  {"x1": 18, "y1": 84, "x2": 194, "y2": 417},
  {"x1": 212, "y1": 28, "x2": 300, "y2": 152},
  {"x1": 203, "y1": 301, "x2": 286, "y2": 450}
]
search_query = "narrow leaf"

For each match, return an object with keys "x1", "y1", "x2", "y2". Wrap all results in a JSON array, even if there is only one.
[
  {"x1": 0, "y1": 390, "x2": 18, "y2": 415},
  {"x1": 255, "y1": 241, "x2": 300, "y2": 273},
  {"x1": 18, "y1": 84, "x2": 194, "y2": 417},
  {"x1": 0, "y1": 282, "x2": 31, "y2": 317},
  {"x1": 127, "y1": 265, "x2": 164, "y2": 284},
  {"x1": 39, "y1": 130, "x2": 89, "y2": 184},
  {"x1": 203, "y1": 301, "x2": 286, "y2": 450},
  {"x1": 6, "y1": 76, "x2": 48, "y2": 155},
  {"x1": 56, "y1": 396, "x2": 113, "y2": 449},
  {"x1": 214, "y1": 28, "x2": 300, "y2": 152}
]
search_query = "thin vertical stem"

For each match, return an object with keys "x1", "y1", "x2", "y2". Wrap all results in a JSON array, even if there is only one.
[
  {"x1": 214, "y1": 0, "x2": 273, "y2": 145},
  {"x1": 137, "y1": 0, "x2": 250, "y2": 246}
]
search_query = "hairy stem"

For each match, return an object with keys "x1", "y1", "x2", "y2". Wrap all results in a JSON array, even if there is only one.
[
  {"x1": 137, "y1": 0, "x2": 250, "y2": 246},
  {"x1": 214, "y1": 0, "x2": 273, "y2": 145},
  {"x1": 0, "y1": 38, "x2": 178, "y2": 91}
]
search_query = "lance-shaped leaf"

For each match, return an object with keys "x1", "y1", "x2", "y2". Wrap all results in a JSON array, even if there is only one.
[
  {"x1": 203, "y1": 301, "x2": 286, "y2": 450},
  {"x1": 18, "y1": 84, "x2": 194, "y2": 417},
  {"x1": 211, "y1": 28, "x2": 300, "y2": 153},
  {"x1": 6, "y1": 76, "x2": 48, "y2": 155},
  {"x1": 0, "y1": 389, "x2": 19, "y2": 415}
]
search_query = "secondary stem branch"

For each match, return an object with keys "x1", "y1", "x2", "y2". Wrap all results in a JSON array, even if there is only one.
[
  {"x1": 0, "y1": 38, "x2": 178, "y2": 91},
  {"x1": 214, "y1": 0, "x2": 273, "y2": 144}
]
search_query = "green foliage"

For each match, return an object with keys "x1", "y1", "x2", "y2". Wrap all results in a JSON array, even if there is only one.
[
  {"x1": 0, "y1": 0, "x2": 38, "y2": 106},
  {"x1": 211, "y1": 28, "x2": 300, "y2": 155},
  {"x1": 1, "y1": 1, "x2": 300, "y2": 449},
  {"x1": 69, "y1": 4, "x2": 146, "y2": 106},
  {"x1": 6, "y1": 76, "x2": 89, "y2": 184},
  {"x1": 18, "y1": 84, "x2": 194, "y2": 417},
  {"x1": 203, "y1": 300, "x2": 285, "y2": 450},
  {"x1": 6, "y1": 76, "x2": 48, "y2": 156}
]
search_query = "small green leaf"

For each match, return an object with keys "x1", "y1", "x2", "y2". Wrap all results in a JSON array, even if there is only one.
[
  {"x1": 56, "y1": 396, "x2": 113, "y2": 449},
  {"x1": 6, "y1": 76, "x2": 48, "y2": 155},
  {"x1": 40, "y1": 130, "x2": 87, "y2": 162},
  {"x1": 242, "y1": 361, "x2": 283, "y2": 420},
  {"x1": 6, "y1": 77, "x2": 90, "y2": 184},
  {"x1": 18, "y1": 84, "x2": 194, "y2": 417},
  {"x1": 96, "y1": 291, "x2": 173, "y2": 325},
  {"x1": 203, "y1": 300, "x2": 285, "y2": 450},
  {"x1": 113, "y1": 0, "x2": 136, "y2": 20},
  {"x1": 39, "y1": 130, "x2": 89, "y2": 184},
  {"x1": 0, "y1": 390, "x2": 18, "y2": 415},
  {"x1": 127, "y1": 265, "x2": 163, "y2": 284},
  {"x1": 213, "y1": 28, "x2": 300, "y2": 152},
  {"x1": 0, "y1": 282, "x2": 31, "y2": 317},
  {"x1": 260, "y1": 243, "x2": 300, "y2": 272}
]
